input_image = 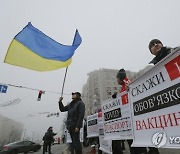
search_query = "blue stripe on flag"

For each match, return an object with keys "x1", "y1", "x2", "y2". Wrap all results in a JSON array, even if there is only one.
[{"x1": 15, "y1": 22, "x2": 82, "y2": 61}]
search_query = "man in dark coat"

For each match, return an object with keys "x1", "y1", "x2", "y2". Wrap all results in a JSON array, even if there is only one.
[
  {"x1": 42, "y1": 127, "x2": 57, "y2": 154},
  {"x1": 59, "y1": 92, "x2": 85, "y2": 154}
]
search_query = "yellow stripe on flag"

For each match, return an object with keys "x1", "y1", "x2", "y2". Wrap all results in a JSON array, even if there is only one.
[{"x1": 4, "y1": 40, "x2": 72, "y2": 71}]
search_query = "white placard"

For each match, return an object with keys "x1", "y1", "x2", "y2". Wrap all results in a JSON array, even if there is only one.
[
  {"x1": 87, "y1": 113, "x2": 99, "y2": 138},
  {"x1": 129, "y1": 48, "x2": 180, "y2": 148},
  {"x1": 101, "y1": 91, "x2": 133, "y2": 140},
  {"x1": 98, "y1": 113, "x2": 112, "y2": 154}
]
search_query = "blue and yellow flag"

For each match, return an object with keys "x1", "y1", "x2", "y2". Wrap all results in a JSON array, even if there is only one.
[{"x1": 4, "y1": 22, "x2": 82, "y2": 71}]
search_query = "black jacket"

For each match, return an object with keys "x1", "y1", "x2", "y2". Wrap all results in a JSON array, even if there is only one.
[
  {"x1": 149, "y1": 47, "x2": 172, "y2": 65},
  {"x1": 43, "y1": 130, "x2": 56, "y2": 143},
  {"x1": 59, "y1": 98, "x2": 85, "y2": 131}
]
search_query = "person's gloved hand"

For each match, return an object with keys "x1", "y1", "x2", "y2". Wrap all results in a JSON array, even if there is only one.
[
  {"x1": 59, "y1": 97, "x2": 63, "y2": 102},
  {"x1": 112, "y1": 92, "x2": 117, "y2": 98}
]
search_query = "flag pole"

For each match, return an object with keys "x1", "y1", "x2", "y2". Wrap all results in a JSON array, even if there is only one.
[
  {"x1": 61, "y1": 66, "x2": 68, "y2": 97},
  {"x1": 60, "y1": 30, "x2": 78, "y2": 97}
]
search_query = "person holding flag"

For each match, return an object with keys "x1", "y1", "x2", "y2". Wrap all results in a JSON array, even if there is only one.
[{"x1": 58, "y1": 92, "x2": 85, "y2": 154}]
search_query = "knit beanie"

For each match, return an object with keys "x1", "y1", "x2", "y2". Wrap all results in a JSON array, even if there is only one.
[
  {"x1": 148, "y1": 39, "x2": 163, "y2": 52},
  {"x1": 72, "y1": 92, "x2": 81, "y2": 97},
  {"x1": 116, "y1": 69, "x2": 126, "y2": 81}
]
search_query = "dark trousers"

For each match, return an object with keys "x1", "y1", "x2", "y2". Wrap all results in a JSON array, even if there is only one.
[
  {"x1": 127, "y1": 140, "x2": 147, "y2": 154},
  {"x1": 69, "y1": 129, "x2": 82, "y2": 154},
  {"x1": 112, "y1": 140, "x2": 123, "y2": 154},
  {"x1": 43, "y1": 142, "x2": 51, "y2": 154}
]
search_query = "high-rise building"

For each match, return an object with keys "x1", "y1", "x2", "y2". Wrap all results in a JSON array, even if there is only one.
[
  {"x1": 82, "y1": 66, "x2": 153, "y2": 117},
  {"x1": 82, "y1": 68, "x2": 136, "y2": 116}
]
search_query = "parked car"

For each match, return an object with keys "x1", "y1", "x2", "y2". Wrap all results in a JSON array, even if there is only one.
[{"x1": 0, "y1": 140, "x2": 41, "y2": 154}]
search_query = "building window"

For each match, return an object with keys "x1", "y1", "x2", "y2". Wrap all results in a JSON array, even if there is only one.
[
  {"x1": 107, "y1": 87, "x2": 111, "y2": 91},
  {"x1": 106, "y1": 82, "x2": 111, "y2": 86},
  {"x1": 113, "y1": 82, "x2": 117, "y2": 85},
  {"x1": 112, "y1": 87, "x2": 117, "y2": 90},
  {"x1": 94, "y1": 76, "x2": 98, "y2": 82},
  {"x1": 107, "y1": 91, "x2": 111, "y2": 95},
  {"x1": 111, "y1": 77, "x2": 116, "y2": 80},
  {"x1": 94, "y1": 83, "x2": 99, "y2": 88},
  {"x1": 105, "y1": 76, "x2": 111, "y2": 80},
  {"x1": 94, "y1": 88, "x2": 99, "y2": 94}
]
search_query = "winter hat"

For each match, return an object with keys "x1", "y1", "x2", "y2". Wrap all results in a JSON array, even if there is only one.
[
  {"x1": 72, "y1": 92, "x2": 81, "y2": 97},
  {"x1": 148, "y1": 39, "x2": 163, "y2": 52},
  {"x1": 48, "y1": 126, "x2": 53, "y2": 131},
  {"x1": 116, "y1": 68, "x2": 126, "y2": 81}
]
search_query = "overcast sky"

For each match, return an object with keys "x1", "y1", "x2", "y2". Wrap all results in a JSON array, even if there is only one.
[{"x1": 0, "y1": 0, "x2": 180, "y2": 141}]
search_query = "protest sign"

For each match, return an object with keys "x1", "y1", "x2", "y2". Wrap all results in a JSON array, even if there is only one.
[
  {"x1": 98, "y1": 112, "x2": 112, "y2": 154},
  {"x1": 87, "y1": 113, "x2": 99, "y2": 138},
  {"x1": 101, "y1": 91, "x2": 133, "y2": 140},
  {"x1": 129, "y1": 48, "x2": 180, "y2": 148}
]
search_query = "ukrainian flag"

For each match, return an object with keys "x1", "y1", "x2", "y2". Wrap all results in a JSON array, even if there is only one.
[{"x1": 4, "y1": 22, "x2": 82, "y2": 71}]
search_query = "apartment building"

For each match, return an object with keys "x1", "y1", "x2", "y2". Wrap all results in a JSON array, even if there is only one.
[{"x1": 82, "y1": 68, "x2": 136, "y2": 116}]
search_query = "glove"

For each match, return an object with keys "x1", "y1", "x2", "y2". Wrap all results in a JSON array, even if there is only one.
[
  {"x1": 59, "y1": 97, "x2": 63, "y2": 102},
  {"x1": 112, "y1": 92, "x2": 117, "y2": 98}
]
